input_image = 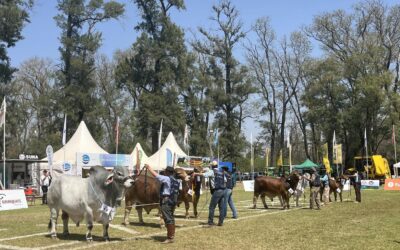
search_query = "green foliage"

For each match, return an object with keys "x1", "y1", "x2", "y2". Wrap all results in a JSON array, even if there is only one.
[
  {"x1": 117, "y1": 0, "x2": 191, "y2": 153},
  {"x1": 193, "y1": 1, "x2": 255, "y2": 161},
  {"x1": 55, "y1": 0, "x2": 124, "y2": 141},
  {"x1": 0, "y1": 0, "x2": 32, "y2": 83}
]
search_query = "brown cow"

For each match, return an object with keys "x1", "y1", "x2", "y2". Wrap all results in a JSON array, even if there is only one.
[
  {"x1": 122, "y1": 174, "x2": 162, "y2": 227},
  {"x1": 174, "y1": 168, "x2": 202, "y2": 218},
  {"x1": 320, "y1": 175, "x2": 349, "y2": 202},
  {"x1": 122, "y1": 168, "x2": 190, "y2": 227},
  {"x1": 253, "y1": 171, "x2": 300, "y2": 209}
]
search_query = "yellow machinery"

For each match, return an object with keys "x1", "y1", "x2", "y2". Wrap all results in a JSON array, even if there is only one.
[{"x1": 353, "y1": 155, "x2": 391, "y2": 180}]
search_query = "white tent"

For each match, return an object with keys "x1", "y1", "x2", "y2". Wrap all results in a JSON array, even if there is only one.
[
  {"x1": 144, "y1": 132, "x2": 187, "y2": 171},
  {"x1": 393, "y1": 162, "x2": 400, "y2": 178},
  {"x1": 129, "y1": 143, "x2": 149, "y2": 172},
  {"x1": 42, "y1": 121, "x2": 108, "y2": 175}
]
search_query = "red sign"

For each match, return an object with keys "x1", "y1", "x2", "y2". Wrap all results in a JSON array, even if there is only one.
[{"x1": 384, "y1": 179, "x2": 400, "y2": 190}]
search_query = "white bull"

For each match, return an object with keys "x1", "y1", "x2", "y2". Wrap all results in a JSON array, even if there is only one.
[{"x1": 47, "y1": 166, "x2": 133, "y2": 241}]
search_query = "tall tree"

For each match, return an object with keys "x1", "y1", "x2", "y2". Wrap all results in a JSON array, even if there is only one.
[
  {"x1": 193, "y1": 0, "x2": 254, "y2": 160},
  {"x1": 0, "y1": 0, "x2": 32, "y2": 84},
  {"x1": 305, "y1": 0, "x2": 399, "y2": 164},
  {"x1": 55, "y1": 0, "x2": 124, "y2": 140},
  {"x1": 117, "y1": 0, "x2": 191, "y2": 153}
]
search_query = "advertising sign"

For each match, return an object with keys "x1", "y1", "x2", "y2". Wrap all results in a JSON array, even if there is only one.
[
  {"x1": 0, "y1": 190, "x2": 28, "y2": 211},
  {"x1": 361, "y1": 180, "x2": 380, "y2": 189},
  {"x1": 77, "y1": 153, "x2": 133, "y2": 168},
  {"x1": 384, "y1": 179, "x2": 400, "y2": 191}
]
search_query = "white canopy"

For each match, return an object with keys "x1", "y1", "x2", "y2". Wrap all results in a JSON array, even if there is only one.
[
  {"x1": 129, "y1": 143, "x2": 149, "y2": 171},
  {"x1": 144, "y1": 132, "x2": 187, "y2": 171},
  {"x1": 43, "y1": 121, "x2": 108, "y2": 174}
]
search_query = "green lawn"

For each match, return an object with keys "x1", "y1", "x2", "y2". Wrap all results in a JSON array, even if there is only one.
[{"x1": 0, "y1": 184, "x2": 399, "y2": 250}]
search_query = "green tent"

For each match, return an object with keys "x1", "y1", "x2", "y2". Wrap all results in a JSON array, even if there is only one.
[{"x1": 294, "y1": 159, "x2": 319, "y2": 170}]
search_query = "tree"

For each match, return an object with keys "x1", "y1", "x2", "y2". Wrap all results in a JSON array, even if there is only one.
[
  {"x1": 0, "y1": 0, "x2": 33, "y2": 84},
  {"x1": 305, "y1": 0, "x2": 399, "y2": 164},
  {"x1": 116, "y1": 0, "x2": 191, "y2": 153},
  {"x1": 193, "y1": 0, "x2": 254, "y2": 160},
  {"x1": 55, "y1": 0, "x2": 124, "y2": 141},
  {"x1": 5, "y1": 57, "x2": 60, "y2": 158}
]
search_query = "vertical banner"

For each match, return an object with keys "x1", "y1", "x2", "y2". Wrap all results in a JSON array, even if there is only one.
[
  {"x1": 166, "y1": 149, "x2": 173, "y2": 167},
  {"x1": 46, "y1": 145, "x2": 54, "y2": 173},
  {"x1": 333, "y1": 144, "x2": 342, "y2": 164}
]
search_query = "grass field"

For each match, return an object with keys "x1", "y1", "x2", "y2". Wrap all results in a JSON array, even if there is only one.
[{"x1": 0, "y1": 184, "x2": 399, "y2": 250}]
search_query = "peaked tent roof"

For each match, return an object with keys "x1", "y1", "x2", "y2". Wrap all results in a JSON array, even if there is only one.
[
  {"x1": 130, "y1": 143, "x2": 149, "y2": 170},
  {"x1": 294, "y1": 159, "x2": 319, "y2": 170},
  {"x1": 43, "y1": 121, "x2": 108, "y2": 166},
  {"x1": 144, "y1": 132, "x2": 187, "y2": 171}
]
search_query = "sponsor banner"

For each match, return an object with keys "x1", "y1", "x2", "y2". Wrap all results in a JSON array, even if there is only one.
[
  {"x1": 361, "y1": 180, "x2": 380, "y2": 189},
  {"x1": 243, "y1": 180, "x2": 254, "y2": 192},
  {"x1": 77, "y1": 153, "x2": 133, "y2": 168},
  {"x1": 0, "y1": 190, "x2": 28, "y2": 211},
  {"x1": 384, "y1": 179, "x2": 400, "y2": 191}
]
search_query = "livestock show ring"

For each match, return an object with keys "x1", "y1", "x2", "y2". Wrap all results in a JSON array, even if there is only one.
[{"x1": 0, "y1": 165, "x2": 399, "y2": 249}]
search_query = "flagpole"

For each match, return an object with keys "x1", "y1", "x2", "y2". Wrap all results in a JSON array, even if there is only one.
[
  {"x1": 365, "y1": 128, "x2": 369, "y2": 180},
  {"x1": 3, "y1": 99, "x2": 5, "y2": 188},
  {"x1": 250, "y1": 132, "x2": 254, "y2": 180}
]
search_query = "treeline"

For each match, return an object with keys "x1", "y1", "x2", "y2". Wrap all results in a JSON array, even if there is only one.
[{"x1": 1, "y1": 0, "x2": 400, "y2": 172}]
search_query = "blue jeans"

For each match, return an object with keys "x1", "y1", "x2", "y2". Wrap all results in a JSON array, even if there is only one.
[
  {"x1": 208, "y1": 189, "x2": 225, "y2": 225},
  {"x1": 223, "y1": 189, "x2": 237, "y2": 218}
]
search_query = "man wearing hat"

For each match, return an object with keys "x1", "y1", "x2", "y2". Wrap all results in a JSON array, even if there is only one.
[
  {"x1": 304, "y1": 167, "x2": 321, "y2": 210},
  {"x1": 145, "y1": 164, "x2": 179, "y2": 243},
  {"x1": 200, "y1": 160, "x2": 226, "y2": 226}
]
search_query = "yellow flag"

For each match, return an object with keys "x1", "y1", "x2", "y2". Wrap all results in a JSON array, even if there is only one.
[
  {"x1": 323, "y1": 143, "x2": 329, "y2": 159},
  {"x1": 265, "y1": 148, "x2": 270, "y2": 168},
  {"x1": 323, "y1": 157, "x2": 331, "y2": 173},
  {"x1": 277, "y1": 149, "x2": 283, "y2": 167},
  {"x1": 333, "y1": 144, "x2": 342, "y2": 164}
]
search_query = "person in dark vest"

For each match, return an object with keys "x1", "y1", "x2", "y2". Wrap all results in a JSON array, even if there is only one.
[
  {"x1": 304, "y1": 167, "x2": 321, "y2": 210},
  {"x1": 221, "y1": 165, "x2": 238, "y2": 219},
  {"x1": 145, "y1": 164, "x2": 179, "y2": 243},
  {"x1": 200, "y1": 160, "x2": 226, "y2": 226},
  {"x1": 350, "y1": 171, "x2": 363, "y2": 203}
]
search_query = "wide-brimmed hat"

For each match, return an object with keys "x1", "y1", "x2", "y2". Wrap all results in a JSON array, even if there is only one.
[
  {"x1": 165, "y1": 166, "x2": 175, "y2": 173},
  {"x1": 211, "y1": 160, "x2": 218, "y2": 167},
  {"x1": 221, "y1": 165, "x2": 229, "y2": 170}
]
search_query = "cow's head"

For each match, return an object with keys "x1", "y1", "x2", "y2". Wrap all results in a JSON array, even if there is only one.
[
  {"x1": 174, "y1": 168, "x2": 190, "y2": 182},
  {"x1": 112, "y1": 166, "x2": 134, "y2": 188},
  {"x1": 286, "y1": 170, "x2": 301, "y2": 188}
]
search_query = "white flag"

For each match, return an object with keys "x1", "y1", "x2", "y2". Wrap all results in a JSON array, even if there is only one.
[
  {"x1": 0, "y1": 99, "x2": 5, "y2": 127},
  {"x1": 183, "y1": 124, "x2": 189, "y2": 149},
  {"x1": 333, "y1": 130, "x2": 336, "y2": 146},
  {"x1": 158, "y1": 119, "x2": 163, "y2": 149},
  {"x1": 364, "y1": 128, "x2": 367, "y2": 149},
  {"x1": 62, "y1": 115, "x2": 67, "y2": 145}
]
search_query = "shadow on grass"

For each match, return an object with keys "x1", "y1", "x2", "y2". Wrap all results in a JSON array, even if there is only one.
[
  {"x1": 128, "y1": 222, "x2": 162, "y2": 228},
  {"x1": 44, "y1": 233, "x2": 123, "y2": 242},
  {"x1": 393, "y1": 240, "x2": 400, "y2": 244},
  {"x1": 151, "y1": 235, "x2": 167, "y2": 242}
]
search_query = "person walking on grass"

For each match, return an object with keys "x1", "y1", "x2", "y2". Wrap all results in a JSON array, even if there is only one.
[
  {"x1": 221, "y1": 165, "x2": 238, "y2": 219},
  {"x1": 145, "y1": 164, "x2": 179, "y2": 244},
  {"x1": 304, "y1": 167, "x2": 321, "y2": 210},
  {"x1": 200, "y1": 160, "x2": 226, "y2": 227},
  {"x1": 321, "y1": 171, "x2": 330, "y2": 205}
]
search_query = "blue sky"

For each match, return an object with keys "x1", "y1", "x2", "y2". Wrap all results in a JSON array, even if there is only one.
[{"x1": 7, "y1": 0, "x2": 393, "y2": 139}]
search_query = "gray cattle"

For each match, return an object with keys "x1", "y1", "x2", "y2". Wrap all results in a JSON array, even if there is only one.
[{"x1": 47, "y1": 166, "x2": 134, "y2": 241}]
